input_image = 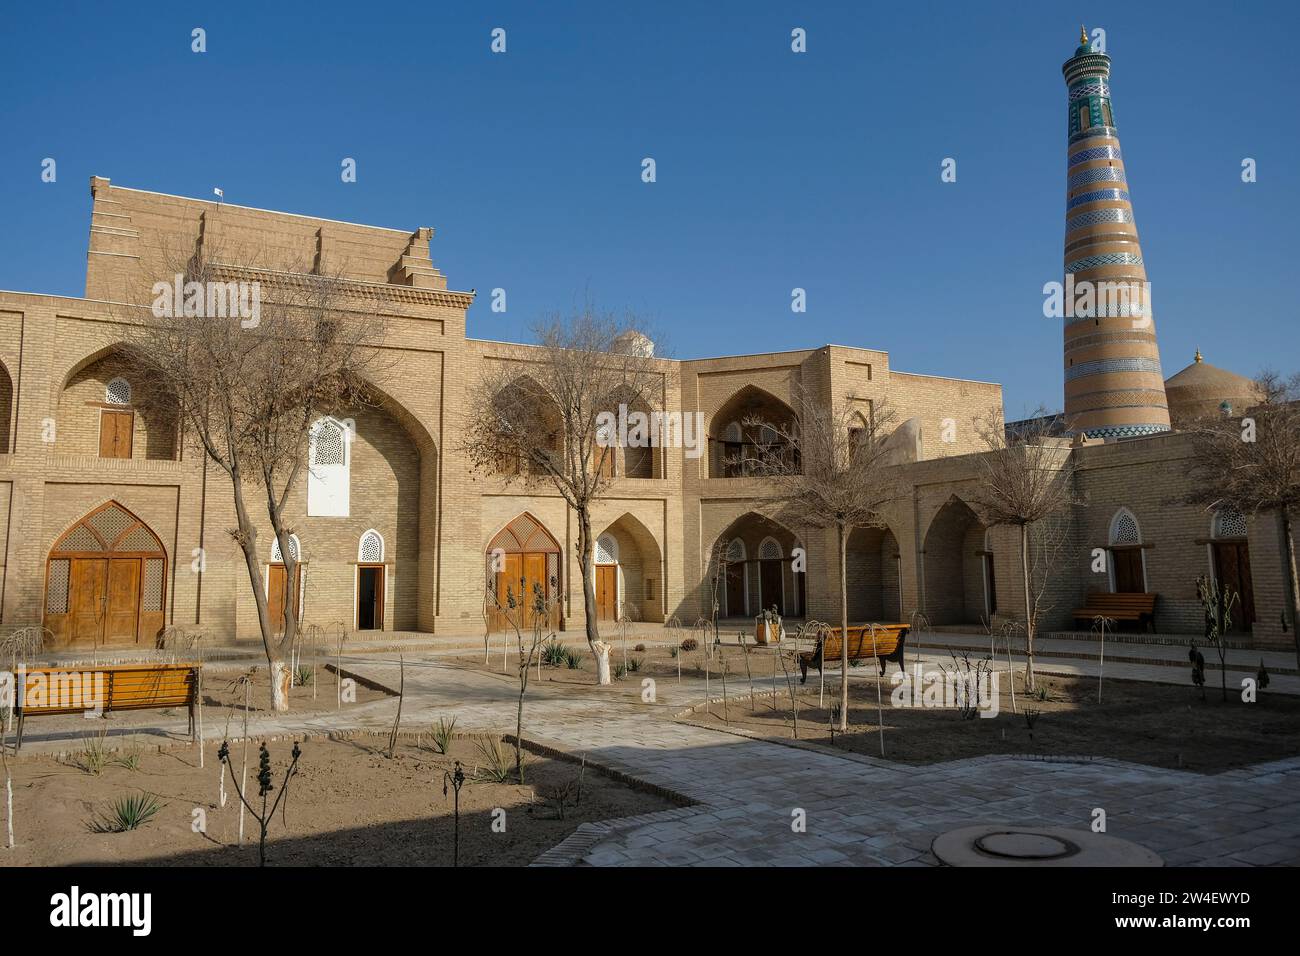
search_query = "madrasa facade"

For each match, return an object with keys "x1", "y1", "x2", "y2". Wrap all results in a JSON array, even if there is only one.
[{"x1": 0, "y1": 34, "x2": 1291, "y2": 653}]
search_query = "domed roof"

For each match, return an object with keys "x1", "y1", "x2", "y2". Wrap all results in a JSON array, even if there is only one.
[{"x1": 1165, "y1": 350, "x2": 1261, "y2": 424}]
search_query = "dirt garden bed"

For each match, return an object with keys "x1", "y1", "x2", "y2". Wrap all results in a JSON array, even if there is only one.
[
  {"x1": 678, "y1": 671, "x2": 1300, "y2": 774},
  {"x1": 0, "y1": 732, "x2": 677, "y2": 866}
]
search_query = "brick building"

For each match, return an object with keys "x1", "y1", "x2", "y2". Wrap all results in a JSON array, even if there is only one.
[{"x1": 0, "y1": 178, "x2": 1291, "y2": 652}]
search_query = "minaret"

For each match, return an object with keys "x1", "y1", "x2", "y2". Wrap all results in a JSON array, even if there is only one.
[{"x1": 1061, "y1": 27, "x2": 1170, "y2": 439}]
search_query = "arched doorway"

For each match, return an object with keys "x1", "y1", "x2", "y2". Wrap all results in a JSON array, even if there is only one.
[
  {"x1": 923, "y1": 496, "x2": 988, "y2": 626},
  {"x1": 594, "y1": 533, "x2": 619, "y2": 622},
  {"x1": 846, "y1": 524, "x2": 903, "y2": 622},
  {"x1": 712, "y1": 513, "x2": 803, "y2": 619},
  {"x1": 44, "y1": 501, "x2": 167, "y2": 648},
  {"x1": 1108, "y1": 508, "x2": 1147, "y2": 593},
  {"x1": 487, "y1": 513, "x2": 562, "y2": 631},
  {"x1": 1210, "y1": 507, "x2": 1255, "y2": 630}
]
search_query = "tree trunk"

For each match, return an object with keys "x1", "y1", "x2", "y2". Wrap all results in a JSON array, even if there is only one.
[
  {"x1": 1278, "y1": 506, "x2": 1300, "y2": 671},
  {"x1": 838, "y1": 522, "x2": 849, "y2": 732},
  {"x1": 592, "y1": 640, "x2": 612, "y2": 684},
  {"x1": 269, "y1": 658, "x2": 291, "y2": 713},
  {"x1": 1020, "y1": 523, "x2": 1035, "y2": 691},
  {"x1": 576, "y1": 505, "x2": 609, "y2": 684}
]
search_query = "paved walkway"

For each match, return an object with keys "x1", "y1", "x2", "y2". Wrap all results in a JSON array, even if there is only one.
[{"x1": 13, "y1": 651, "x2": 1300, "y2": 866}]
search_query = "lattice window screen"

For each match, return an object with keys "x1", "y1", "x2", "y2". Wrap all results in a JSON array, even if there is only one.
[
  {"x1": 142, "y1": 558, "x2": 164, "y2": 612},
  {"x1": 88, "y1": 505, "x2": 133, "y2": 545},
  {"x1": 313, "y1": 422, "x2": 345, "y2": 465},
  {"x1": 1110, "y1": 510, "x2": 1140, "y2": 546},
  {"x1": 271, "y1": 535, "x2": 300, "y2": 562},
  {"x1": 105, "y1": 377, "x2": 132, "y2": 405},
  {"x1": 595, "y1": 534, "x2": 618, "y2": 565},
  {"x1": 58, "y1": 525, "x2": 103, "y2": 552},
  {"x1": 758, "y1": 538, "x2": 783, "y2": 560},
  {"x1": 116, "y1": 525, "x2": 158, "y2": 552},
  {"x1": 359, "y1": 531, "x2": 383, "y2": 562},
  {"x1": 1213, "y1": 508, "x2": 1247, "y2": 539},
  {"x1": 46, "y1": 559, "x2": 70, "y2": 612},
  {"x1": 725, "y1": 539, "x2": 745, "y2": 562}
]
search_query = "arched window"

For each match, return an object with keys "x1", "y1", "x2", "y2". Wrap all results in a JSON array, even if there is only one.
[
  {"x1": 757, "y1": 537, "x2": 783, "y2": 560},
  {"x1": 1212, "y1": 507, "x2": 1247, "y2": 540},
  {"x1": 725, "y1": 539, "x2": 746, "y2": 563},
  {"x1": 722, "y1": 422, "x2": 742, "y2": 443},
  {"x1": 270, "y1": 534, "x2": 301, "y2": 563},
  {"x1": 105, "y1": 377, "x2": 132, "y2": 405},
  {"x1": 358, "y1": 529, "x2": 384, "y2": 563},
  {"x1": 307, "y1": 417, "x2": 351, "y2": 517},
  {"x1": 595, "y1": 533, "x2": 619, "y2": 565},
  {"x1": 1108, "y1": 508, "x2": 1141, "y2": 546}
]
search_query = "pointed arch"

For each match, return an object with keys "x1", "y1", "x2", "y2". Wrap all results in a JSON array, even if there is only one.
[
  {"x1": 270, "y1": 533, "x2": 302, "y2": 562},
  {"x1": 486, "y1": 512, "x2": 563, "y2": 632},
  {"x1": 713, "y1": 511, "x2": 804, "y2": 618},
  {"x1": 358, "y1": 529, "x2": 385, "y2": 562},
  {"x1": 1107, "y1": 507, "x2": 1146, "y2": 593},
  {"x1": 922, "y1": 495, "x2": 989, "y2": 625},
  {"x1": 709, "y1": 384, "x2": 801, "y2": 478},
  {"x1": 44, "y1": 500, "x2": 167, "y2": 648},
  {"x1": 1108, "y1": 507, "x2": 1141, "y2": 546}
]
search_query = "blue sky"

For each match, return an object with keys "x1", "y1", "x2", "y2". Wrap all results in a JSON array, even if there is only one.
[{"x1": 1, "y1": 0, "x2": 1295, "y2": 414}]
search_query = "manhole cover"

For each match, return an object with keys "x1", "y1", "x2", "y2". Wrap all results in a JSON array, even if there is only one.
[
  {"x1": 932, "y1": 825, "x2": 1162, "y2": 867},
  {"x1": 974, "y1": 831, "x2": 1078, "y2": 860}
]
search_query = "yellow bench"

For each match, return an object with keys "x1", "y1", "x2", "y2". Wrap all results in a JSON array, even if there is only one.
[{"x1": 799, "y1": 624, "x2": 909, "y2": 683}]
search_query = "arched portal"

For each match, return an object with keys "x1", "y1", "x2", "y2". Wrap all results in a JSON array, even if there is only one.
[
  {"x1": 1209, "y1": 507, "x2": 1254, "y2": 630},
  {"x1": 595, "y1": 513, "x2": 665, "y2": 623},
  {"x1": 846, "y1": 524, "x2": 903, "y2": 622},
  {"x1": 712, "y1": 512, "x2": 803, "y2": 618},
  {"x1": 486, "y1": 513, "x2": 562, "y2": 631},
  {"x1": 922, "y1": 497, "x2": 988, "y2": 626},
  {"x1": 44, "y1": 501, "x2": 167, "y2": 648}
]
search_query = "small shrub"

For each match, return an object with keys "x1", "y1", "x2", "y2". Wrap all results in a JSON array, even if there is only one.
[
  {"x1": 472, "y1": 734, "x2": 513, "y2": 783},
  {"x1": 669, "y1": 646, "x2": 679, "y2": 659},
  {"x1": 114, "y1": 742, "x2": 145, "y2": 772},
  {"x1": 428, "y1": 716, "x2": 457, "y2": 755},
  {"x1": 634, "y1": 643, "x2": 646, "y2": 652},
  {"x1": 74, "y1": 730, "x2": 111, "y2": 776},
  {"x1": 680, "y1": 638, "x2": 699, "y2": 652},
  {"x1": 627, "y1": 656, "x2": 644, "y2": 673},
  {"x1": 293, "y1": 664, "x2": 314, "y2": 687},
  {"x1": 542, "y1": 640, "x2": 569, "y2": 667},
  {"x1": 90, "y1": 791, "x2": 165, "y2": 833},
  {"x1": 613, "y1": 663, "x2": 628, "y2": 681},
  {"x1": 563, "y1": 649, "x2": 583, "y2": 669}
]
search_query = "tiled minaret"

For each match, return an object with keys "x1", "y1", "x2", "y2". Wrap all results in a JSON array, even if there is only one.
[{"x1": 1061, "y1": 26, "x2": 1170, "y2": 439}]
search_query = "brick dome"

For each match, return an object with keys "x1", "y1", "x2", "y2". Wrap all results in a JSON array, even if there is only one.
[{"x1": 1164, "y1": 350, "x2": 1261, "y2": 425}]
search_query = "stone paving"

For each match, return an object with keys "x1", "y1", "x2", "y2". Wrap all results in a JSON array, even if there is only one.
[{"x1": 13, "y1": 649, "x2": 1300, "y2": 866}]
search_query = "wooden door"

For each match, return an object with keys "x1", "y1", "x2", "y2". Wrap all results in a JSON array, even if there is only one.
[
  {"x1": 267, "y1": 564, "x2": 302, "y2": 634},
  {"x1": 725, "y1": 562, "x2": 746, "y2": 616},
  {"x1": 522, "y1": 552, "x2": 549, "y2": 628},
  {"x1": 596, "y1": 565, "x2": 618, "y2": 621},
  {"x1": 71, "y1": 558, "x2": 108, "y2": 644},
  {"x1": 99, "y1": 409, "x2": 134, "y2": 459},
  {"x1": 357, "y1": 565, "x2": 384, "y2": 630},
  {"x1": 760, "y1": 559, "x2": 785, "y2": 615},
  {"x1": 1112, "y1": 548, "x2": 1145, "y2": 593},
  {"x1": 104, "y1": 558, "x2": 141, "y2": 643},
  {"x1": 1213, "y1": 542, "x2": 1256, "y2": 630}
]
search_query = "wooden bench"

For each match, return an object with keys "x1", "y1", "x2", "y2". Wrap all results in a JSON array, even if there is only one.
[
  {"x1": 798, "y1": 624, "x2": 909, "y2": 683},
  {"x1": 1072, "y1": 592, "x2": 1158, "y2": 632},
  {"x1": 13, "y1": 663, "x2": 199, "y2": 751}
]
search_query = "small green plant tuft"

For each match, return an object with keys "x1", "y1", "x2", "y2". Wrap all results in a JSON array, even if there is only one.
[
  {"x1": 90, "y1": 791, "x2": 165, "y2": 833},
  {"x1": 563, "y1": 649, "x2": 584, "y2": 670},
  {"x1": 613, "y1": 663, "x2": 628, "y2": 680},
  {"x1": 114, "y1": 742, "x2": 145, "y2": 772},
  {"x1": 74, "y1": 729, "x2": 111, "y2": 776},
  {"x1": 542, "y1": 640, "x2": 569, "y2": 667},
  {"x1": 668, "y1": 646, "x2": 679, "y2": 658},
  {"x1": 293, "y1": 664, "x2": 314, "y2": 687},
  {"x1": 428, "y1": 716, "x2": 457, "y2": 755},
  {"x1": 472, "y1": 734, "x2": 514, "y2": 783},
  {"x1": 627, "y1": 656, "x2": 644, "y2": 673}
]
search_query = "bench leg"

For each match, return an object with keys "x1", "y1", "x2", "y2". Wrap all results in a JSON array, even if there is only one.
[
  {"x1": 15, "y1": 711, "x2": 23, "y2": 753},
  {"x1": 799, "y1": 659, "x2": 808, "y2": 684}
]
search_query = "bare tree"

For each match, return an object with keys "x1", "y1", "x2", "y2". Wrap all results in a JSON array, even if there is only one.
[
  {"x1": 971, "y1": 407, "x2": 1079, "y2": 691},
  {"x1": 746, "y1": 388, "x2": 903, "y2": 731},
  {"x1": 1184, "y1": 371, "x2": 1300, "y2": 667},
  {"x1": 125, "y1": 241, "x2": 386, "y2": 711},
  {"x1": 459, "y1": 305, "x2": 661, "y2": 684}
]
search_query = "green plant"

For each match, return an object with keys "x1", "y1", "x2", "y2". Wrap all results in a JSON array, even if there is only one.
[
  {"x1": 613, "y1": 663, "x2": 628, "y2": 680},
  {"x1": 292, "y1": 664, "x2": 313, "y2": 687},
  {"x1": 668, "y1": 646, "x2": 679, "y2": 658},
  {"x1": 680, "y1": 638, "x2": 698, "y2": 652},
  {"x1": 563, "y1": 649, "x2": 583, "y2": 669},
  {"x1": 74, "y1": 729, "x2": 111, "y2": 775},
  {"x1": 114, "y1": 742, "x2": 145, "y2": 772},
  {"x1": 627, "y1": 656, "x2": 644, "y2": 673},
  {"x1": 542, "y1": 640, "x2": 569, "y2": 667},
  {"x1": 428, "y1": 716, "x2": 457, "y2": 755},
  {"x1": 90, "y1": 791, "x2": 165, "y2": 833},
  {"x1": 472, "y1": 734, "x2": 514, "y2": 783}
]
